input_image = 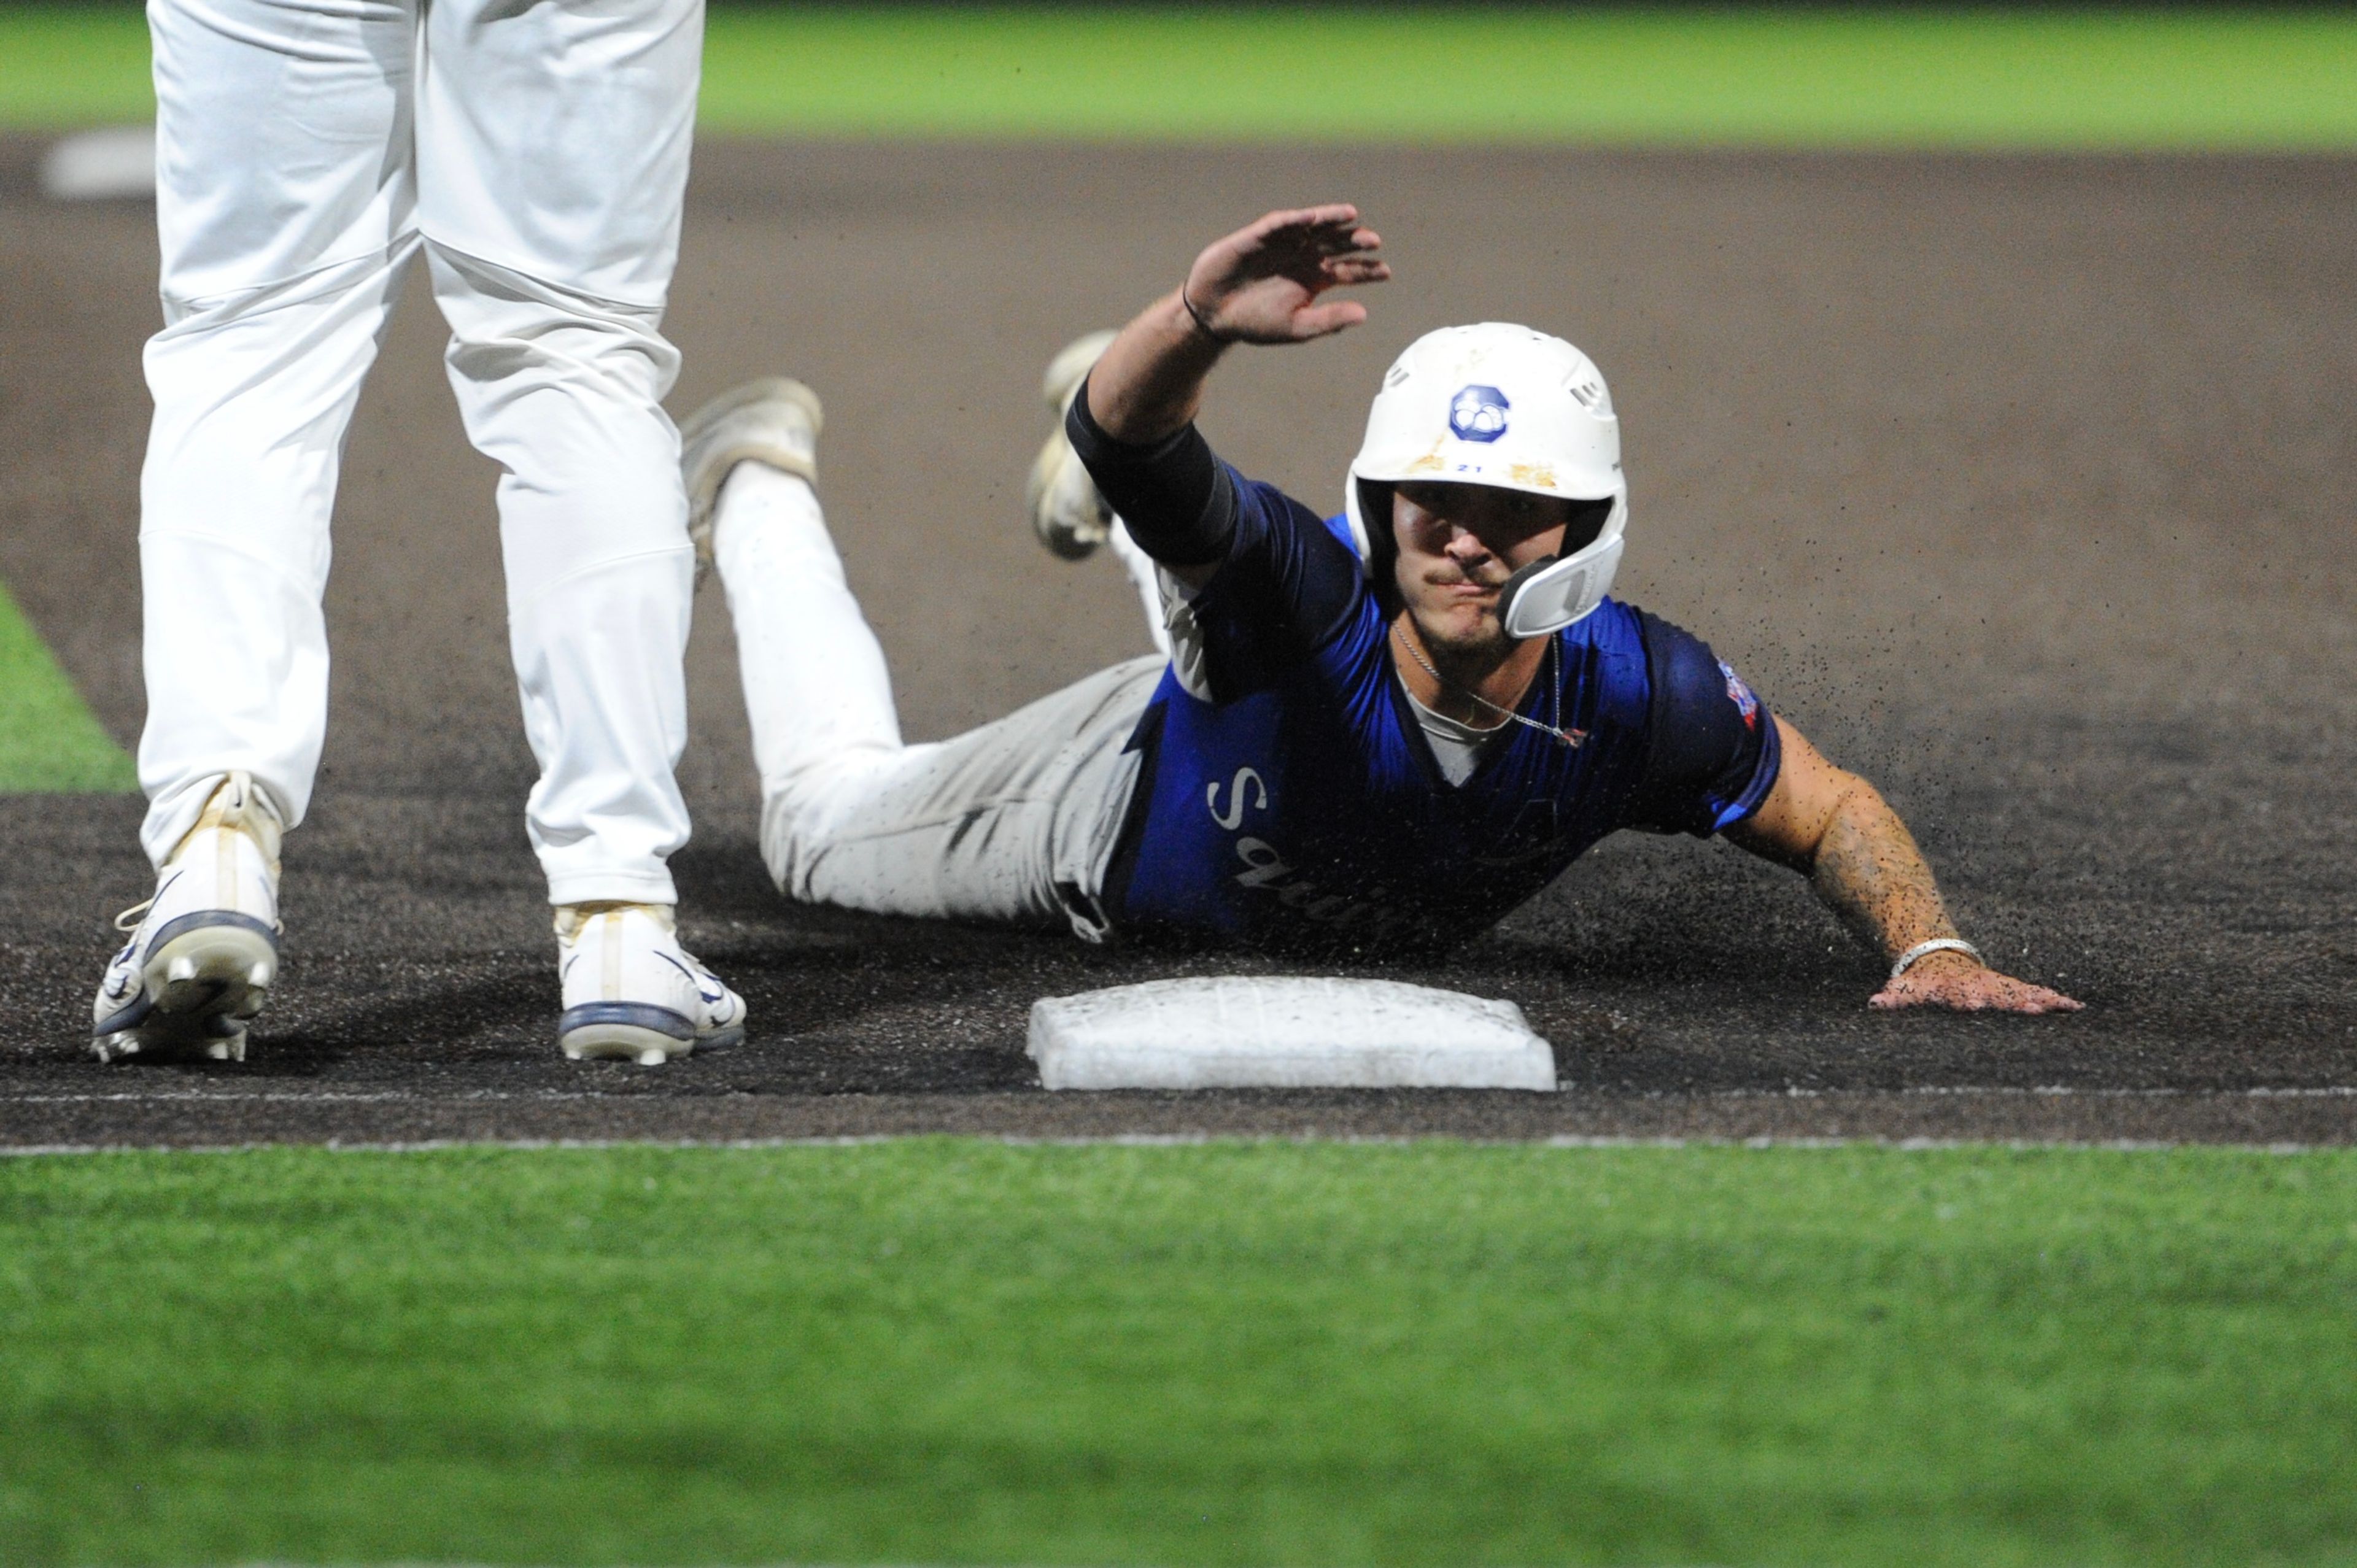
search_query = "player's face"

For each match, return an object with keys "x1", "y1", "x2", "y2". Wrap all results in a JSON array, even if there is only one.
[{"x1": 1391, "y1": 482, "x2": 1581, "y2": 656}]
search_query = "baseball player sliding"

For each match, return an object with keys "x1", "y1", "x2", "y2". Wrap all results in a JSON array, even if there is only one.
[
  {"x1": 685, "y1": 206, "x2": 2078, "y2": 1014},
  {"x1": 92, "y1": 0, "x2": 743, "y2": 1063}
]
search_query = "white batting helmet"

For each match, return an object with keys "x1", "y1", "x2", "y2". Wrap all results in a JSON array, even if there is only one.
[{"x1": 1343, "y1": 322, "x2": 1628, "y2": 638}]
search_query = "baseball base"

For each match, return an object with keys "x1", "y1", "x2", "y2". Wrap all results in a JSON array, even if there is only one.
[
  {"x1": 41, "y1": 126, "x2": 158, "y2": 202},
  {"x1": 1027, "y1": 976, "x2": 1558, "y2": 1091}
]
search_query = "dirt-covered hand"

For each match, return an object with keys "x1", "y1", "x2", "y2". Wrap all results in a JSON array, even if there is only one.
[
  {"x1": 1182, "y1": 205, "x2": 1390, "y2": 345},
  {"x1": 1868, "y1": 951, "x2": 2083, "y2": 1014}
]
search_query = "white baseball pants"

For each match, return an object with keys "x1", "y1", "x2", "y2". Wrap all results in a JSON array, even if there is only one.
[
  {"x1": 137, "y1": 0, "x2": 704, "y2": 905},
  {"x1": 711, "y1": 464, "x2": 1167, "y2": 940}
]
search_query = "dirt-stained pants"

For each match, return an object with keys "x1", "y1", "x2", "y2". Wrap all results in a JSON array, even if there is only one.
[{"x1": 711, "y1": 462, "x2": 1171, "y2": 940}]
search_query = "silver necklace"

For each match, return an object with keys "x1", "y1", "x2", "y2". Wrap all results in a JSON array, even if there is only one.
[{"x1": 1391, "y1": 625, "x2": 1585, "y2": 749}]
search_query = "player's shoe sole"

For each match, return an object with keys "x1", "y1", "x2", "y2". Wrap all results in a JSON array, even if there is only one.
[
  {"x1": 1027, "y1": 329, "x2": 1118, "y2": 560},
  {"x1": 91, "y1": 771, "x2": 284, "y2": 1064},
  {"x1": 91, "y1": 915, "x2": 278, "y2": 1064},
  {"x1": 553, "y1": 903, "x2": 747, "y2": 1066},
  {"x1": 558, "y1": 1002, "x2": 746, "y2": 1066},
  {"x1": 680, "y1": 376, "x2": 824, "y2": 580}
]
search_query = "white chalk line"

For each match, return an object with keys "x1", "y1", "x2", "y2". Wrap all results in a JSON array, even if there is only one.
[
  {"x1": 3, "y1": 1084, "x2": 2355, "y2": 1105},
  {"x1": 1, "y1": 1084, "x2": 2353, "y2": 1157},
  {"x1": 0, "y1": 1134, "x2": 2344, "y2": 1157},
  {"x1": 1, "y1": 1084, "x2": 2349, "y2": 1158}
]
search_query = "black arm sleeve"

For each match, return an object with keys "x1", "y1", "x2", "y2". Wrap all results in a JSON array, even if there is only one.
[{"x1": 1064, "y1": 376, "x2": 1238, "y2": 568}]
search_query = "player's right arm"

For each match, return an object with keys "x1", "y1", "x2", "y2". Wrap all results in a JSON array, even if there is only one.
[{"x1": 1078, "y1": 206, "x2": 1389, "y2": 589}]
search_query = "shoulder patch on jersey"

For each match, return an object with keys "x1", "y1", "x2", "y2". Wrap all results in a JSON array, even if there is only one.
[{"x1": 1717, "y1": 658, "x2": 1760, "y2": 730}]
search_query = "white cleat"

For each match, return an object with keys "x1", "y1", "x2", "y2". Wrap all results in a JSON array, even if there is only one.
[
  {"x1": 678, "y1": 376, "x2": 824, "y2": 586},
  {"x1": 555, "y1": 902, "x2": 746, "y2": 1065},
  {"x1": 1026, "y1": 328, "x2": 1119, "y2": 560},
  {"x1": 91, "y1": 771, "x2": 282, "y2": 1064}
]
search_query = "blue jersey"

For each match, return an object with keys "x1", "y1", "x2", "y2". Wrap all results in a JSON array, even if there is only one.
[{"x1": 1100, "y1": 469, "x2": 1779, "y2": 952}]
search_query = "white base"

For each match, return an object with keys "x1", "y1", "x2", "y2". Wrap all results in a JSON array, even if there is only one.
[
  {"x1": 1028, "y1": 976, "x2": 1557, "y2": 1091},
  {"x1": 42, "y1": 127, "x2": 157, "y2": 202}
]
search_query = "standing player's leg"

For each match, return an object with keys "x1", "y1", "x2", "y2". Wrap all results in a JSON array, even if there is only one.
[
  {"x1": 95, "y1": 0, "x2": 421, "y2": 1062},
  {"x1": 414, "y1": 0, "x2": 740, "y2": 1064},
  {"x1": 688, "y1": 381, "x2": 1159, "y2": 940}
]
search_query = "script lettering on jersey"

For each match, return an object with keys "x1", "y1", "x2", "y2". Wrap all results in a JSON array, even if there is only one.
[
  {"x1": 1206, "y1": 767, "x2": 1269, "y2": 830},
  {"x1": 1231, "y1": 836, "x2": 1292, "y2": 887},
  {"x1": 1212, "y1": 769, "x2": 1415, "y2": 941}
]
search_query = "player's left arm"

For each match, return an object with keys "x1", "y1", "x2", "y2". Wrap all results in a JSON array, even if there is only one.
[{"x1": 1725, "y1": 719, "x2": 2082, "y2": 1013}]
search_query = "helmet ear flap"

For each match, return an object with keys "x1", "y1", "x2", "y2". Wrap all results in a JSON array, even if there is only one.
[
  {"x1": 1496, "y1": 531, "x2": 1625, "y2": 639},
  {"x1": 1348, "y1": 477, "x2": 1396, "y2": 576},
  {"x1": 1347, "y1": 477, "x2": 1403, "y2": 612}
]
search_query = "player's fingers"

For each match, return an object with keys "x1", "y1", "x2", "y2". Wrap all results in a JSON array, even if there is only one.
[
  {"x1": 1872, "y1": 975, "x2": 2078, "y2": 1013},
  {"x1": 1322, "y1": 258, "x2": 1392, "y2": 286},
  {"x1": 1261, "y1": 214, "x2": 1376, "y2": 265},
  {"x1": 1989, "y1": 976, "x2": 2081, "y2": 1013},
  {"x1": 1253, "y1": 204, "x2": 1360, "y2": 247},
  {"x1": 1307, "y1": 218, "x2": 1379, "y2": 252},
  {"x1": 1290, "y1": 299, "x2": 1370, "y2": 339},
  {"x1": 1290, "y1": 202, "x2": 1361, "y2": 230},
  {"x1": 1969, "y1": 979, "x2": 2083, "y2": 1014},
  {"x1": 1201, "y1": 209, "x2": 1327, "y2": 276}
]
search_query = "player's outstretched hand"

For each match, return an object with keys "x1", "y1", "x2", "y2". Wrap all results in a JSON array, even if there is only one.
[
  {"x1": 1183, "y1": 205, "x2": 1390, "y2": 345},
  {"x1": 1868, "y1": 951, "x2": 2083, "y2": 1014}
]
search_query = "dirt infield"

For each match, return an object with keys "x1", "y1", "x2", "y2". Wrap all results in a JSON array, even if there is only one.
[{"x1": 2, "y1": 139, "x2": 2352, "y2": 1147}]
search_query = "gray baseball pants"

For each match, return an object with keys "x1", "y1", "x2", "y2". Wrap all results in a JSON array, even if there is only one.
[{"x1": 710, "y1": 463, "x2": 1171, "y2": 940}]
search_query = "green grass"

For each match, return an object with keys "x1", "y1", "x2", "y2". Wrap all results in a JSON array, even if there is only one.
[
  {"x1": 3, "y1": 1140, "x2": 2354, "y2": 1566},
  {"x1": 2, "y1": 4, "x2": 2355, "y2": 147},
  {"x1": 0, "y1": 578, "x2": 135, "y2": 791}
]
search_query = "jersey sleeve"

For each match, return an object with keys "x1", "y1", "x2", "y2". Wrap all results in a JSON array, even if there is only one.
[
  {"x1": 1064, "y1": 382, "x2": 1367, "y2": 697},
  {"x1": 1179, "y1": 472, "x2": 1368, "y2": 689},
  {"x1": 1065, "y1": 380, "x2": 1236, "y2": 566},
  {"x1": 1623, "y1": 611, "x2": 1781, "y2": 836}
]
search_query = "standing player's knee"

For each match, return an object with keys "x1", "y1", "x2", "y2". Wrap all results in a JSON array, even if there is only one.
[{"x1": 430, "y1": 244, "x2": 681, "y2": 400}]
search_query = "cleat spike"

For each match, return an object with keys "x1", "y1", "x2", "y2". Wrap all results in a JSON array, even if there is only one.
[
  {"x1": 205, "y1": 1039, "x2": 233, "y2": 1061},
  {"x1": 167, "y1": 955, "x2": 197, "y2": 983},
  {"x1": 636, "y1": 1047, "x2": 669, "y2": 1067},
  {"x1": 247, "y1": 961, "x2": 271, "y2": 988}
]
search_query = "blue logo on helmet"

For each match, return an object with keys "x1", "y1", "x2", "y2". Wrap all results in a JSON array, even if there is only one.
[{"x1": 1449, "y1": 384, "x2": 1511, "y2": 442}]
